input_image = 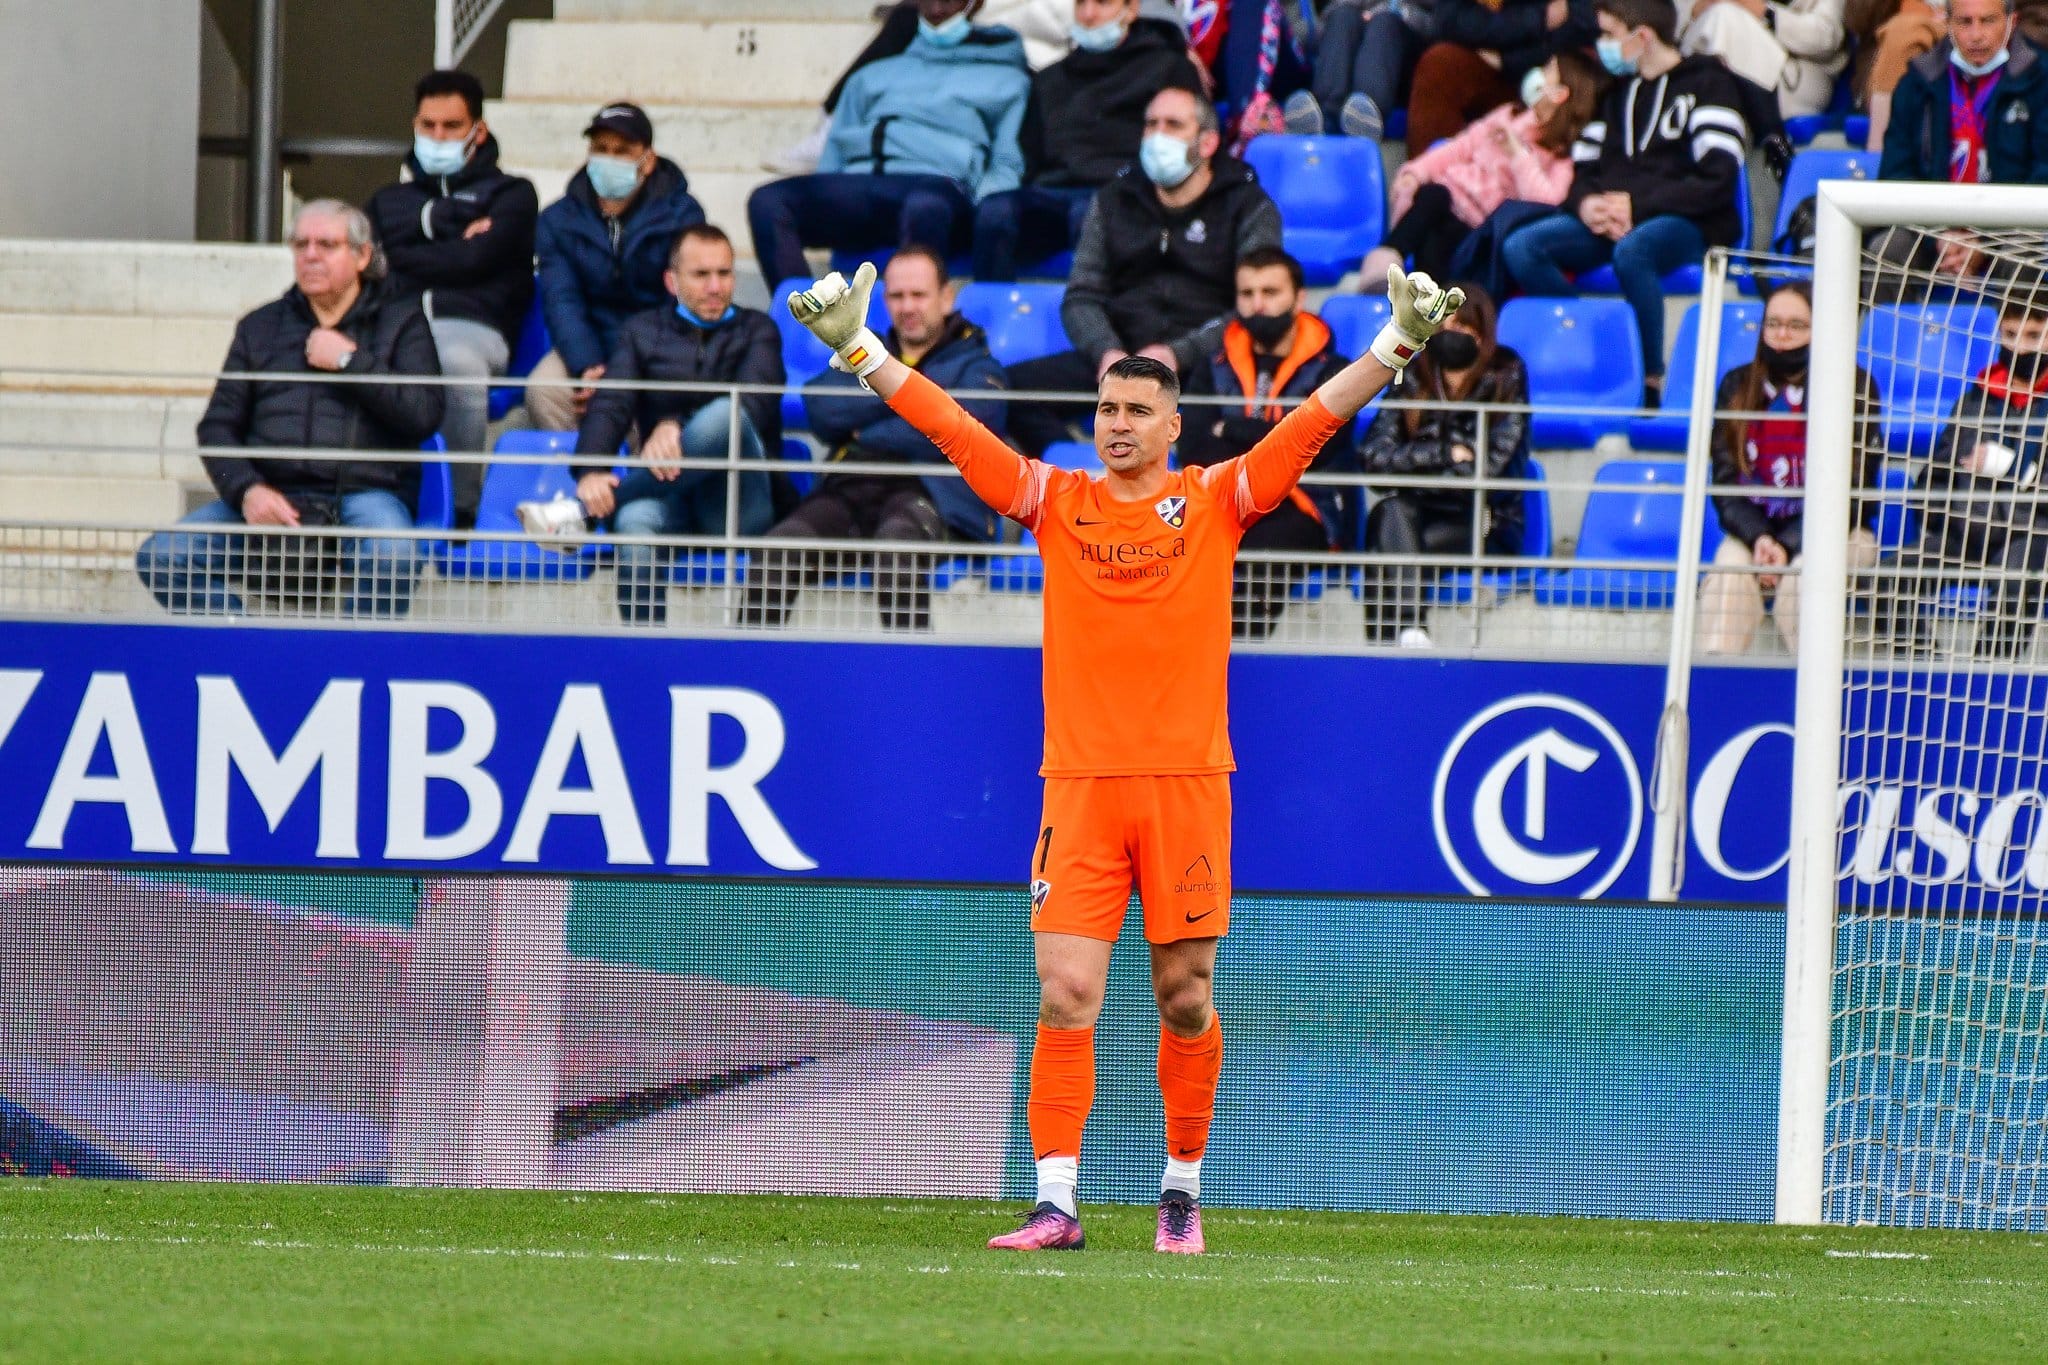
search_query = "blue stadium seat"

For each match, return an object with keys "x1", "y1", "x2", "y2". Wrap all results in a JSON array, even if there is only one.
[
  {"x1": 772, "y1": 276, "x2": 893, "y2": 431},
  {"x1": 1875, "y1": 463, "x2": 1918, "y2": 554},
  {"x1": 433, "y1": 430, "x2": 595, "y2": 582},
  {"x1": 416, "y1": 434, "x2": 454, "y2": 533},
  {"x1": 1428, "y1": 459, "x2": 1553, "y2": 604},
  {"x1": 1317, "y1": 295, "x2": 1392, "y2": 432},
  {"x1": 1042, "y1": 440, "x2": 1101, "y2": 474},
  {"x1": 1628, "y1": 301, "x2": 1764, "y2": 451},
  {"x1": 1021, "y1": 249, "x2": 1075, "y2": 279},
  {"x1": 487, "y1": 287, "x2": 553, "y2": 421},
  {"x1": 1860, "y1": 301, "x2": 2000, "y2": 456},
  {"x1": 955, "y1": 282, "x2": 1068, "y2": 367},
  {"x1": 1529, "y1": 458, "x2": 1723, "y2": 609},
  {"x1": 1845, "y1": 114, "x2": 1870, "y2": 147},
  {"x1": 1497, "y1": 297, "x2": 1644, "y2": 447},
  {"x1": 989, "y1": 528, "x2": 1045, "y2": 592},
  {"x1": 1242, "y1": 135, "x2": 1386, "y2": 286},
  {"x1": 1773, "y1": 149, "x2": 1877, "y2": 244},
  {"x1": 1783, "y1": 114, "x2": 1826, "y2": 146},
  {"x1": 1578, "y1": 163, "x2": 1751, "y2": 292}
]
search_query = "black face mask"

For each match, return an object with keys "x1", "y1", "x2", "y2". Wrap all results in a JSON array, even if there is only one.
[
  {"x1": 2003, "y1": 346, "x2": 2048, "y2": 384},
  {"x1": 1761, "y1": 342, "x2": 1809, "y2": 378},
  {"x1": 1238, "y1": 311, "x2": 1295, "y2": 349},
  {"x1": 1429, "y1": 330, "x2": 1480, "y2": 370}
]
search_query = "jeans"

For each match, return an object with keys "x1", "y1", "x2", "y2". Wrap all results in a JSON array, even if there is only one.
[
  {"x1": 1311, "y1": 1, "x2": 1422, "y2": 126},
  {"x1": 1500, "y1": 213, "x2": 1708, "y2": 378},
  {"x1": 429, "y1": 316, "x2": 510, "y2": 519},
  {"x1": 971, "y1": 185, "x2": 1096, "y2": 282},
  {"x1": 135, "y1": 490, "x2": 424, "y2": 617},
  {"x1": 746, "y1": 173, "x2": 975, "y2": 286},
  {"x1": 611, "y1": 399, "x2": 771, "y2": 624},
  {"x1": 738, "y1": 473, "x2": 951, "y2": 631}
]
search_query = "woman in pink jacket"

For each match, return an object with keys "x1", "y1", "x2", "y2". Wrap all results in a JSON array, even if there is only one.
[{"x1": 1360, "y1": 48, "x2": 1605, "y2": 287}]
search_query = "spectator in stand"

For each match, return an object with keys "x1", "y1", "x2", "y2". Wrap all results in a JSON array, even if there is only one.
[
  {"x1": 1178, "y1": 247, "x2": 1358, "y2": 638},
  {"x1": 364, "y1": 70, "x2": 537, "y2": 522},
  {"x1": 1899, "y1": 289, "x2": 2048, "y2": 658},
  {"x1": 1007, "y1": 85, "x2": 1282, "y2": 455},
  {"x1": 567, "y1": 226, "x2": 783, "y2": 627},
  {"x1": 529, "y1": 103, "x2": 706, "y2": 433},
  {"x1": 973, "y1": 0, "x2": 1206, "y2": 281},
  {"x1": 746, "y1": 0, "x2": 1032, "y2": 285},
  {"x1": 1677, "y1": 0, "x2": 1849, "y2": 117},
  {"x1": 1501, "y1": 0, "x2": 1750, "y2": 398},
  {"x1": 1858, "y1": 0, "x2": 1948, "y2": 150},
  {"x1": 1875, "y1": 0, "x2": 2048, "y2": 283},
  {"x1": 1698, "y1": 282, "x2": 1879, "y2": 654},
  {"x1": 1403, "y1": 0, "x2": 1600, "y2": 155},
  {"x1": 1361, "y1": 50, "x2": 1605, "y2": 286},
  {"x1": 765, "y1": 1, "x2": 1190, "y2": 173},
  {"x1": 136, "y1": 201, "x2": 444, "y2": 618},
  {"x1": 1285, "y1": 0, "x2": 1429, "y2": 138},
  {"x1": 1356, "y1": 283, "x2": 1528, "y2": 647},
  {"x1": 741, "y1": 248, "x2": 1008, "y2": 631}
]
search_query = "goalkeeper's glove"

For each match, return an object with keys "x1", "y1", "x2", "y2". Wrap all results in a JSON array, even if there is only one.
[
  {"x1": 788, "y1": 260, "x2": 888, "y2": 380},
  {"x1": 1371, "y1": 263, "x2": 1467, "y2": 370}
]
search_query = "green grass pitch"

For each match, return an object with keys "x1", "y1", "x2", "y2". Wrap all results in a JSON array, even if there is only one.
[{"x1": 2, "y1": 1181, "x2": 2045, "y2": 1361}]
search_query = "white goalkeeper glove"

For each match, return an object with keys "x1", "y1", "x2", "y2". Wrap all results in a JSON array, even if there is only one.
[
  {"x1": 1372, "y1": 263, "x2": 1467, "y2": 370},
  {"x1": 788, "y1": 260, "x2": 888, "y2": 380}
]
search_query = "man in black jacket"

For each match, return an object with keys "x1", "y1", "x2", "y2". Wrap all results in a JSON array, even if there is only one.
[
  {"x1": 971, "y1": 0, "x2": 1205, "y2": 281},
  {"x1": 135, "y1": 200, "x2": 446, "y2": 618},
  {"x1": 1179, "y1": 247, "x2": 1358, "y2": 639},
  {"x1": 365, "y1": 70, "x2": 539, "y2": 515},
  {"x1": 1006, "y1": 85, "x2": 1284, "y2": 455},
  {"x1": 570, "y1": 225, "x2": 785, "y2": 625}
]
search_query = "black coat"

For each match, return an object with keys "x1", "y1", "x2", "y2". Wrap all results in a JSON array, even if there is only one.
[
  {"x1": 535, "y1": 158, "x2": 706, "y2": 375},
  {"x1": 1437, "y1": 0, "x2": 1598, "y2": 83},
  {"x1": 1925, "y1": 365, "x2": 2048, "y2": 557},
  {"x1": 573, "y1": 305, "x2": 785, "y2": 476},
  {"x1": 1882, "y1": 38, "x2": 2048, "y2": 186},
  {"x1": 1022, "y1": 20, "x2": 1206, "y2": 189},
  {"x1": 365, "y1": 133, "x2": 539, "y2": 343},
  {"x1": 197, "y1": 279, "x2": 446, "y2": 515},
  {"x1": 1359, "y1": 345, "x2": 1531, "y2": 551}
]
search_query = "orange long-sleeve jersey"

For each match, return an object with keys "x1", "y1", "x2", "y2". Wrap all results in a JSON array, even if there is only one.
[{"x1": 886, "y1": 370, "x2": 1347, "y2": 776}]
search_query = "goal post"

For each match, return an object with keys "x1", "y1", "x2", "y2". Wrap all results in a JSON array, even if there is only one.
[{"x1": 1782, "y1": 180, "x2": 2048, "y2": 1227}]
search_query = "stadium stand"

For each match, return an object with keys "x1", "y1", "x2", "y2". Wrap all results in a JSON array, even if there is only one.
[
  {"x1": 433, "y1": 430, "x2": 595, "y2": 582},
  {"x1": 1530, "y1": 458, "x2": 1724, "y2": 610},
  {"x1": 1628, "y1": 301, "x2": 1765, "y2": 452},
  {"x1": 486, "y1": 291, "x2": 556, "y2": 422},
  {"x1": 1241, "y1": 134, "x2": 1386, "y2": 287},
  {"x1": 953, "y1": 282, "x2": 1068, "y2": 367},
  {"x1": 1772, "y1": 149, "x2": 1876, "y2": 245},
  {"x1": 1496, "y1": 297, "x2": 1644, "y2": 449},
  {"x1": 1860, "y1": 301, "x2": 2001, "y2": 458}
]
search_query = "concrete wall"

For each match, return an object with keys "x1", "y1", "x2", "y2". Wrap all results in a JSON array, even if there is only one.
[{"x1": 0, "y1": 0, "x2": 202, "y2": 239}]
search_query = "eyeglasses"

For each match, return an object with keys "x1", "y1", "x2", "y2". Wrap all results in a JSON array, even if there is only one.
[
  {"x1": 1762, "y1": 318, "x2": 1812, "y2": 335},
  {"x1": 290, "y1": 236, "x2": 348, "y2": 254}
]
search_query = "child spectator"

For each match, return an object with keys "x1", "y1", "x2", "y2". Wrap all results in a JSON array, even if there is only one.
[
  {"x1": 1500, "y1": 0, "x2": 1750, "y2": 398},
  {"x1": 1362, "y1": 49, "x2": 1604, "y2": 286},
  {"x1": 1356, "y1": 283, "x2": 1529, "y2": 647},
  {"x1": 1696, "y1": 281, "x2": 1880, "y2": 654}
]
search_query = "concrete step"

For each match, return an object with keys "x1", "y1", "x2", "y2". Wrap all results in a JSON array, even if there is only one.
[
  {"x1": 0, "y1": 314, "x2": 236, "y2": 391},
  {"x1": 0, "y1": 392, "x2": 208, "y2": 482},
  {"x1": 557, "y1": 0, "x2": 880, "y2": 20},
  {"x1": 0, "y1": 240, "x2": 288, "y2": 318},
  {"x1": 0, "y1": 474, "x2": 186, "y2": 525},
  {"x1": 503, "y1": 18, "x2": 873, "y2": 104},
  {"x1": 488, "y1": 100, "x2": 820, "y2": 177}
]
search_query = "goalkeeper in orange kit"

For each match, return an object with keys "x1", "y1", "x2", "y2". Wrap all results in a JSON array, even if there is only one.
[{"x1": 787, "y1": 258, "x2": 1463, "y2": 1253}]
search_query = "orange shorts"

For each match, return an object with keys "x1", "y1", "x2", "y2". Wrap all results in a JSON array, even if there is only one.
[{"x1": 1028, "y1": 774, "x2": 1232, "y2": 943}]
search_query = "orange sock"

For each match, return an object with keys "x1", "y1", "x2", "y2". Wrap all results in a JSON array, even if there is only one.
[
  {"x1": 1027, "y1": 1023, "x2": 1095, "y2": 1159},
  {"x1": 1158, "y1": 1014, "x2": 1223, "y2": 1161}
]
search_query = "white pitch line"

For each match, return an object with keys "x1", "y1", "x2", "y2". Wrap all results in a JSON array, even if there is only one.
[{"x1": 1826, "y1": 1250, "x2": 1931, "y2": 1261}]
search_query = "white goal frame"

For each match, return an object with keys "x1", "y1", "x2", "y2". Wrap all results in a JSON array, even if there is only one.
[{"x1": 1779, "y1": 179, "x2": 2048, "y2": 1223}]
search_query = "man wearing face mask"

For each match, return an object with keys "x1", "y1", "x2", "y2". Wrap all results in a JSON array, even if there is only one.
[
  {"x1": 1006, "y1": 85, "x2": 1283, "y2": 457},
  {"x1": 746, "y1": 0, "x2": 1031, "y2": 287},
  {"x1": 1876, "y1": 0, "x2": 2048, "y2": 285},
  {"x1": 1913, "y1": 291, "x2": 2048, "y2": 659},
  {"x1": 1177, "y1": 247, "x2": 1358, "y2": 639},
  {"x1": 364, "y1": 70, "x2": 538, "y2": 521},
  {"x1": 530, "y1": 103, "x2": 706, "y2": 433}
]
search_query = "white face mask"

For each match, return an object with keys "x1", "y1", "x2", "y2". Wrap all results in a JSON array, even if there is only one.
[
  {"x1": 1952, "y1": 43, "x2": 2011, "y2": 78},
  {"x1": 1521, "y1": 66, "x2": 1550, "y2": 110}
]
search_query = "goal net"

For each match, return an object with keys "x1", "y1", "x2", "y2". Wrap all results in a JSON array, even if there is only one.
[{"x1": 1786, "y1": 184, "x2": 2048, "y2": 1229}]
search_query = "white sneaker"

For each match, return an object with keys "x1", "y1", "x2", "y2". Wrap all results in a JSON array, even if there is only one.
[
  {"x1": 764, "y1": 114, "x2": 831, "y2": 176},
  {"x1": 1397, "y1": 626, "x2": 1434, "y2": 649}
]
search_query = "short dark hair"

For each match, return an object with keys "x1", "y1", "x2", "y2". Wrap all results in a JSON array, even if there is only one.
[
  {"x1": 1236, "y1": 245, "x2": 1305, "y2": 292},
  {"x1": 1102, "y1": 353, "x2": 1180, "y2": 403},
  {"x1": 887, "y1": 243, "x2": 951, "y2": 287},
  {"x1": 1153, "y1": 85, "x2": 1221, "y2": 138},
  {"x1": 1596, "y1": 0, "x2": 1678, "y2": 46},
  {"x1": 671, "y1": 222, "x2": 732, "y2": 266},
  {"x1": 414, "y1": 69, "x2": 485, "y2": 121}
]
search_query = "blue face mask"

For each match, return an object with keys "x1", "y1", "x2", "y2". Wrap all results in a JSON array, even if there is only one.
[
  {"x1": 1952, "y1": 44, "x2": 2011, "y2": 78},
  {"x1": 413, "y1": 132, "x2": 471, "y2": 178},
  {"x1": 1596, "y1": 36, "x2": 1638, "y2": 77},
  {"x1": 919, "y1": 12, "x2": 972, "y2": 47},
  {"x1": 586, "y1": 154, "x2": 642, "y2": 201},
  {"x1": 1071, "y1": 17, "x2": 1126, "y2": 52},
  {"x1": 1521, "y1": 66, "x2": 1550, "y2": 110},
  {"x1": 1140, "y1": 132, "x2": 1197, "y2": 188},
  {"x1": 677, "y1": 302, "x2": 737, "y2": 328}
]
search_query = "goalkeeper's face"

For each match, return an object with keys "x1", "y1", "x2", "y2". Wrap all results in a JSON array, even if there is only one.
[{"x1": 1094, "y1": 375, "x2": 1180, "y2": 476}]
